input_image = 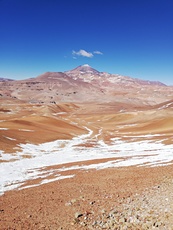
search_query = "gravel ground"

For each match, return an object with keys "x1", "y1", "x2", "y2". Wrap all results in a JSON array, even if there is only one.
[
  {"x1": 1, "y1": 165, "x2": 173, "y2": 230},
  {"x1": 73, "y1": 177, "x2": 173, "y2": 229}
]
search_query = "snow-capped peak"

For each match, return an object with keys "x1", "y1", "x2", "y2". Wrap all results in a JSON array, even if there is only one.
[{"x1": 82, "y1": 64, "x2": 90, "y2": 67}]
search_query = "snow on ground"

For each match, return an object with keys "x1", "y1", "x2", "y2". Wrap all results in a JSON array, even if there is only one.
[
  {"x1": 0, "y1": 127, "x2": 173, "y2": 195},
  {"x1": 18, "y1": 129, "x2": 35, "y2": 132},
  {"x1": 3, "y1": 136, "x2": 16, "y2": 141}
]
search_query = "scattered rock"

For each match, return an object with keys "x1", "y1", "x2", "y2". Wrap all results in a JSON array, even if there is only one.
[
  {"x1": 71, "y1": 199, "x2": 77, "y2": 204},
  {"x1": 89, "y1": 201, "x2": 95, "y2": 205},
  {"x1": 75, "y1": 212, "x2": 83, "y2": 218},
  {"x1": 65, "y1": 202, "x2": 71, "y2": 206}
]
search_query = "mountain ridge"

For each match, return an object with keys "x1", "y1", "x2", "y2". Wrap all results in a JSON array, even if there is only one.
[
  {"x1": 0, "y1": 64, "x2": 167, "y2": 87},
  {"x1": 65, "y1": 64, "x2": 166, "y2": 87},
  {"x1": 0, "y1": 65, "x2": 172, "y2": 106},
  {"x1": 0, "y1": 77, "x2": 14, "y2": 82}
]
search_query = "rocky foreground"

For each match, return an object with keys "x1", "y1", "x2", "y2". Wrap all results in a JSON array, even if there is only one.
[
  {"x1": 72, "y1": 176, "x2": 173, "y2": 229},
  {"x1": 1, "y1": 164, "x2": 173, "y2": 230}
]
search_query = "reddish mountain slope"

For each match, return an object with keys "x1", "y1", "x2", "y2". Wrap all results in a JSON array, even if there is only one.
[{"x1": 0, "y1": 65, "x2": 172, "y2": 105}]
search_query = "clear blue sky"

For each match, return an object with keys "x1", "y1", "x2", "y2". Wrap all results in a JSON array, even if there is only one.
[{"x1": 0, "y1": 0, "x2": 173, "y2": 85}]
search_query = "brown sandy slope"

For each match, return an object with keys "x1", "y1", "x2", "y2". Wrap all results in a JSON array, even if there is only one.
[
  {"x1": 1, "y1": 98, "x2": 173, "y2": 229},
  {"x1": 1, "y1": 99, "x2": 173, "y2": 153}
]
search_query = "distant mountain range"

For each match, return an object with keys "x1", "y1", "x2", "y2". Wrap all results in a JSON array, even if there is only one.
[
  {"x1": 65, "y1": 64, "x2": 166, "y2": 86},
  {"x1": 0, "y1": 77, "x2": 14, "y2": 82},
  {"x1": 0, "y1": 65, "x2": 172, "y2": 106}
]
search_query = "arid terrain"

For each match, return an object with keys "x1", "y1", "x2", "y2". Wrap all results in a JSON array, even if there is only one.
[{"x1": 1, "y1": 65, "x2": 173, "y2": 229}]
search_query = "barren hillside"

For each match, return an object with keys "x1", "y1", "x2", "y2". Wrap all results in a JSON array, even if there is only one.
[{"x1": 1, "y1": 65, "x2": 173, "y2": 229}]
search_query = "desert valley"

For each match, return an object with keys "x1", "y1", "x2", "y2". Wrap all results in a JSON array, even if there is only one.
[{"x1": 1, "y1": 64, "x2": 173, "y2": 229}]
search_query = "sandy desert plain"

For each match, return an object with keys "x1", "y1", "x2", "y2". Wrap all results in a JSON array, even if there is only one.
[{"x1": 1, "y1": 65, "x2": 173, "y2": 229}]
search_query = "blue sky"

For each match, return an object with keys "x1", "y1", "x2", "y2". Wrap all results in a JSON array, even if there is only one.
[{"x1": 0, "y1": 0, "x2": 173, "y2": 85}]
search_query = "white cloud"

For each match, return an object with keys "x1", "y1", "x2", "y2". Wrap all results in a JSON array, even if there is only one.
[
  {"x1": 72, "y1": 49, "x2": 93, "y2": 58},
  {"x1": 93, "y1": 50, "x2": 103, "y2": 55}
]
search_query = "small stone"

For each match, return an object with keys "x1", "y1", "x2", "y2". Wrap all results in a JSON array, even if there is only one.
[
  {"x1": 75, "y1": 212, "x2": 83, "y2": 218},
  {"x1": 153, "y1": 221, "x2": 162, "y2": 227},
  {"x1": 72, "y1": 218, "x2": 80, "y2": 224},
  {"x1": 119, "y1": 217, "x2": 126, "y2": 223},
  {"x1": 39, "y1": 224, "x2": 46, "y2": 229},
  {"x1": 92, "y1": 221, "x2": 97, "y2": 226},
  {"x1": 109, "y1": 219, "x2": 115, "y2": 227},
  {"x1": 109, "y1": 208, "x2": 118, "y2": 216},
  {"x1": 85, "y1": 210, "x2": 93, "y2": 215},
  {"x1": 71, "y1": 199, "x2": 77, "y2": 204},
  {"x1": 100, "y1": 209, "x2": 106, "y2": 214},
  {"x1": 90, "y1": 201, "x2": 95, "y2": 205},
  {"x1": 80, "y1": 221, "x2": 87, "y2": 226},
  {"x1": 65, "y1": 202, "x2": 71, "y2": 206},
  {"x1": 113, "y1": 223, "x2": 119, "y2": 228},
  {"x1": 102, "y1": 223, "x2": 109, "y2": 228}
]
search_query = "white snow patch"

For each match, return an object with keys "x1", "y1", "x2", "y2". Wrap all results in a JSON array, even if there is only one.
[
  {"x1": 0, "y1": 127, "x2": 173, "y2": 195},
  {"x1": 18, "y1": 129, "x2": 34, "y2": 132},
  {"x1": 158, "y1": 102, "x2": 173, "y2": 110},
  {"x1": 52, "y1": 112, "x2": 67, "y2": 115},
  {"x1": 3, "y1": 136, "x2": 16, "y2": 141},
  {"x1": 18, "y1": 175, "x2": 74, "y2": 191}
]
